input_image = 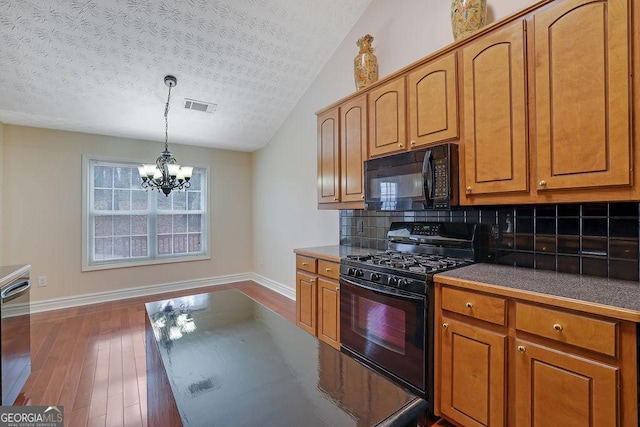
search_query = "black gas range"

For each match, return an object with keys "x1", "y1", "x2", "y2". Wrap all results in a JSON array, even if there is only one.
[
  {"x1": 340, "y1": 222, "x2": 480, "y2": 292},
  {"x1": 339, "y1": 222, "x2": 481, "y2": 413}
]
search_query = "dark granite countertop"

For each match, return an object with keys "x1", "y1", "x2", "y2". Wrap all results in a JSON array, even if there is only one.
[
  {"x1": 294, "y1": 245, "x2": 378, "y2": 263},
  {"x1": 436, "y1": 264, "x2": 640, "y2": 321},
  {"x1": 145, "y1": 289, "x2": 427, "y2": 426}
]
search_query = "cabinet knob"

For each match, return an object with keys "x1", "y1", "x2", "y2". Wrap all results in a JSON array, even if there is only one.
[
  {"x1": 466, "y1": 186, "x2": 472, "y2": 193},
  {"x1": 442, "y1": 323, "x2": 449, "y2": 330},
  {"x1": 310, "y1": 279, "x2": 315, "y2": 283},
  {"x1": 539, "y1": 180, "x2": 547, "y2": 187},
  {"x1": 325, "y1": 267, "x2": 332, "y2": 272},
  {"x1": 302, "y1": 262, "x2": 308, "y2": 267},
  {"x1": 335, "y1": 287, "x2": 339, "y2": 292},
  {"x1": 398, "y1": 143, "x2": 404, "y2": 148},
  {"x1": 553, "y1": 323, "x2": 563, "y2": 332},
  {"x1": 517, "y1": 345, "x2": 526, "y2": 353},
  {"x1": 334, "y1": 197, "x2": 339, "y2": 201},
  {"x1": 410, "y1": 140, "x2": 416, "y2": 146},
  {"x1": 465, "y1": 302, "x2": 473, "y2": 309}
]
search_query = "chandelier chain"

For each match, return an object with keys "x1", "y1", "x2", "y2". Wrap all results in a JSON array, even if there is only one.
[{"x1": 164, "y1": 84, "x2": 172, "y2": 153}]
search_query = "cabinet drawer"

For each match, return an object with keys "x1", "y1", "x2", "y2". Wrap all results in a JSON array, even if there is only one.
[
  {"x1": 318, "y1": 260, "x2": 339, "y2": 280},
  {"x1": 296, "y1": 256, "x2": 317, "y2": 274},
  {"x1": 441, "y1": 287, "x2": 506, "y2": 326},
  {"x1": 515, "y1": 303, "x2": 618, "y2": 357}
]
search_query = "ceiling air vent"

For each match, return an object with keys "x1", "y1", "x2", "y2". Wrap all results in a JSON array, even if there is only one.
[{"x1": 184, "y1": 98, "x2": 217, "y2": 114}]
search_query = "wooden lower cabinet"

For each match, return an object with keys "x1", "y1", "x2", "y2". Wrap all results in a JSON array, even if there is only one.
[
  {"x1": 317, "y1": 277, "x2": 340, "y2": 349},
  {"x1": 440, "y1": 318, "x2": 506, "y2": 427},
  {"x1": 514, "y1": 339, "x2": 618, "y2": 427},
  {"x1": 435, "y1": 283, "x2": 638, "y2": 427},
  {"x1": 295, "y1": 255, "x2": 341, "y2": 349},
  {"x1": 296, "y1": 271, "x2": 317, "y2": 336}
]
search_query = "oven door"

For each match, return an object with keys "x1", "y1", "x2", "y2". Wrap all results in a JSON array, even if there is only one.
[{"x1": 340, "y1": 276, "x2": 426, "y2": 393}]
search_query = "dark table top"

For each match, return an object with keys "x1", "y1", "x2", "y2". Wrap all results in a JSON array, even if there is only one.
[{"x1": 145, "y1": 289, "x2": 426, "y2": 426}]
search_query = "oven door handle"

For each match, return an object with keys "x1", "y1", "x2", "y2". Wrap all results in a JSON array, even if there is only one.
[
  {"x1": 1, "y1": 280, "x2": 31, "y2": 304},
  {"x1": 341, "y1": 277, "x2": 425, "y2": 301}
]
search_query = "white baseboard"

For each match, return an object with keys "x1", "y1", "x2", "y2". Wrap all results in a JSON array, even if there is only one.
[
  {"x1": 250, "y1": 273, "x2": 296, "y2": 300},
  {"x1": 5, "y1": 272, "x2": 294, "y2": 317}
]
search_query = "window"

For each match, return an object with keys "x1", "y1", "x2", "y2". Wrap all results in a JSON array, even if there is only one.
[{"x1": 83, "y1": 157, "x2": 208, "y2": 270}]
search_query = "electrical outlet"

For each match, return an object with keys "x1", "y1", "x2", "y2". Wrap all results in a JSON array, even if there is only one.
[{"x1": 38, "y1": 276, "x2": 47, "y2": 287}]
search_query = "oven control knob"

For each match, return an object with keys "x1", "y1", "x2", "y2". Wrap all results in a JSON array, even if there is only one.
[
  {"x1": 355, "y1": 269, "x2": 364, "y2": 278},
  {"x1": 371, "y1": 273, "x2": 381, "y2": 281},
  {"x1": 347, "y1": 267, "x2": 356, "y2": 276},
  {"x1": 387, "y1": 276, "x2": 399, "y2": 287},
  {"x1": 399, "y1": 278, "x2": 410, "y2": 287}
]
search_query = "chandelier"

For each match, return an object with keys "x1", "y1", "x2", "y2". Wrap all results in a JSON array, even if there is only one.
[{"x1": 138, "y1": 75, "x2": 193, "y2": 196}]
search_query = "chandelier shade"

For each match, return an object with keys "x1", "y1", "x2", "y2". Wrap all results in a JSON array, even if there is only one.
[{"x1": 139, "y1": 75, "x2": 193, "y2": 196}]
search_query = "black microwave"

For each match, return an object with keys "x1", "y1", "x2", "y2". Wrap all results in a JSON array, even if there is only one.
[{"x1": 364, "y1": 143, "x2": 459, "y2": 211}]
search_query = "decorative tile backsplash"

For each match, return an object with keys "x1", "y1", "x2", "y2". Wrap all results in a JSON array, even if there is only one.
[{"x1": 339, "y1": 203, "x2": 640, "y2": 281}]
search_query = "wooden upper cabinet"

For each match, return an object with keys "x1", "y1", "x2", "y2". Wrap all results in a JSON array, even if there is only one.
[
  {"x1": 533, "y1": 0, "x2": 631, "y2": 191},
  {"x1": 462, "y1": 20, "x2": 529, "y2": 197},
  {"x1": 408, "y1": 53, "x2": 459, "y2": 149},
  {"x1": 340, "y1": 94, "x2": 368, "y2": 203},
  {"x1": 368, "y1": 77, "x2": 407, "y2": 157},
  {"x1": 317, "y1": 108, "x2": 340, "y2": 203}
]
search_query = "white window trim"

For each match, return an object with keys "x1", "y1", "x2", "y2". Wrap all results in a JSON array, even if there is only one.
[{"x1": 82, "y1": 154, "x2": 211, "y2": 272}]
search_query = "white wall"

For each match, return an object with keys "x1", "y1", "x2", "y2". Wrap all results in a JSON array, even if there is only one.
[
  {"x1": 252, "y1": 0, "x2": 537, "y2": 290},
  {"x1": 2, "y1": 125, "x2": 253, "y2": 302},
  {"x1": 0, "y1": 121, "x2": 4, "y2": 264}
]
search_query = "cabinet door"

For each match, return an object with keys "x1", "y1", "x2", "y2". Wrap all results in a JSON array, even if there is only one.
[
  {"x1": 317, "y1": 278, "x2": 340, "y2": 350},
  {"x1": 408, "y1": 53, "x2": 458, "y2": 148},
  {"x1": 534, "y1": 0, "x2": 630, "y2": 192},
  {"x1": 440, "y1": 317, "x2": 506, "y2": 427},
  {"x1": 296, "y1": 271, "x2": 317, "y2": 336},
  {"x1": 515, "y1": 339, "x2": 619, "y2": 427},
  {"x1": 368, "y1": 78, "x2": 407, "y2": 157},
  {"x1": 462, "y1": 20, "x2": 528, "y2": 196},
  {"x1": 317, "y1": 108, "x2": 340, "y2": 203},
  {"x1": 340, "y1": 94, "x2": 367, "y2": 203}
]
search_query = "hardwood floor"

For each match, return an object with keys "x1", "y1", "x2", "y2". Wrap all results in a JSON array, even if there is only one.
[{"x1": 14, "y1": 281, "x2": 295, "y2": 427}]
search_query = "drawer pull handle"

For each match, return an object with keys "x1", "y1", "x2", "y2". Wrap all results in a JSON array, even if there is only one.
[
  {"x1": 442, "y1": 323, "x2": 449, "y2": 330},
  {"x1": 325, "y1": 268, "x2": 332, "y2": 272},
  {"x1": 465, "y1": 302, "x2": 473, "y2": 309},
  {"x1": 302, "y1": 262, "x2": 308, "y2": 267},
  {"x1": 553, "y1": 323, "x2": 563, "y2": 332},
  {"x1": 517, "y1": 345, "x2": 526, "y2": 353}
]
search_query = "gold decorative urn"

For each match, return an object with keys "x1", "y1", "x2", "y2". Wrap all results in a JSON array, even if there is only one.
[
  {"x1": 451, "y1": 0, "x2": 487, "y2": 41},
  {"x1": 354, "y1": 34, "x2": 378, "y2": 91}
]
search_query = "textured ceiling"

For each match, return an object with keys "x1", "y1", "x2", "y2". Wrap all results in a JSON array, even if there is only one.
[{"x1": 0, "y1": 0, "x2": 372, "y2": 151}]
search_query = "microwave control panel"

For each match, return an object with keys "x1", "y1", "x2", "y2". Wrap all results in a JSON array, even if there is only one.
[{"x1": 433, "y1": 158, "x2": 448, "y2": 206}]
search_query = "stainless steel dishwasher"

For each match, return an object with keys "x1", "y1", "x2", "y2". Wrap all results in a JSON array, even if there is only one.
[{"x1": 1, "y1": 265, "x2": 31, "y2": 405}]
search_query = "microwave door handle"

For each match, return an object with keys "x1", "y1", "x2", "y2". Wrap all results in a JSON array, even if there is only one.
[{"x1": 422, "y1": 150, "x2": 434, "y2": 206}]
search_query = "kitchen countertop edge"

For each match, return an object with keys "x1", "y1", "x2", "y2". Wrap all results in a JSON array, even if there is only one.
[
  {"x1": 292, "y1": 246, "x2": 640, "y2": 321},
  {"x1": 294, "y1": 245, "x2": 376, "y2": 263},
  {"x1": 0, "y1": 265, "x2": 31, "y2": 288},
  {"x1": 436, "y1": 263, "x2": 640, "y2": 322}
]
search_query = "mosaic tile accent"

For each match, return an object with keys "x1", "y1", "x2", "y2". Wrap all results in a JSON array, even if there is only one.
[{"x1": 339, "y1": 203, "x2": 640, "y2": 281}]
